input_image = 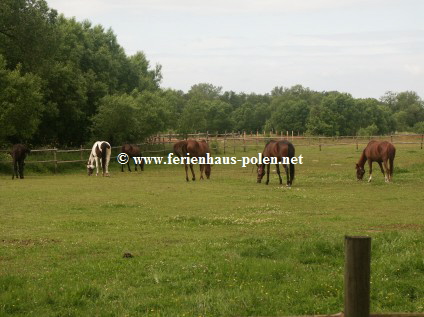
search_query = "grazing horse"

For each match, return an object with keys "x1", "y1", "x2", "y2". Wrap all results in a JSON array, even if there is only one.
[
  {"x1": 257, "y1": 140, "x2": 295, "y2": 187},
  {"x1": 356, "y1": 140, "x2": 396, "y2": 182},
  {"x1": 11, "y1": 144, "x2": 31, "y2": 179},
  {"x1": 121, "y1": 144, "x2": 144, "y2": 172},
  {"x1": 173, "y1": 139, "x2": 211, "y2": 181},
  {"x1": 87, "y1": 141, "x2": 111, "y2": 176}
]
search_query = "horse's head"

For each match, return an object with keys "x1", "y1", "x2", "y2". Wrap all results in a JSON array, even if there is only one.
[
  {"x1": 87, "y1": 164, "x2": 94, "y2": 176},
  {"x1": 355, "y1": 163, "x2": 365, "y2": 180},
  {"x1": 205, "y1": 164, "x2": 211, "y2": 179},
  {"x1": 257, "y1": 164, "x2": 265, "y2": 183}
]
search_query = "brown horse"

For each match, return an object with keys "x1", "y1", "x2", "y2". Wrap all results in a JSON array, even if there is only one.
[
  {"x1": 356, "y1": 140, "x2": 396, "y2": 182},
  {"x1": 257, "y1": 140, "x2": 295, "y2": 187},
  {"x1": 11, "y1": 144, "x2": 31, "y2": 179},
  {"x1": 121, "y1": 144, "x2": 144, "y2": 172},
  {"x1": 173, "y1": 139, "x2": 211, "y2": 181}
]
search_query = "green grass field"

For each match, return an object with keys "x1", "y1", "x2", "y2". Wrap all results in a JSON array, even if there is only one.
[{"x1": 1, "y1": 145, "x2": 423, "y2": 316}]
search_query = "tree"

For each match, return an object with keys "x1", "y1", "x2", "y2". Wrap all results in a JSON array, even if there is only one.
[
  {"x1": 205, "y1": 100, "x2": 234, "y2": 133},
  {"x1": 266, "y1": 99, "x2": 309, "y2": 133},
  {"x1": 0, "y1": 55, "x2": 44, "y2": 143},
  {"x1": 177, "y1": 101, "x2": 207, "y2": 134},
  {"x1": 305, "y1": 104, "x2": 336, "y2": 136},
  {"x1": 91, "y1": 91, "x2": 171, "y2": 145},
  {"x1": 0, "y1": 0, "x2": 59, "y2": 74},
  {"x1": 91, "y1": 94, "x2": 140, "y2": 145},
  {"x1": 187, "y1": 83, "x2": 222, "y2": 102}
]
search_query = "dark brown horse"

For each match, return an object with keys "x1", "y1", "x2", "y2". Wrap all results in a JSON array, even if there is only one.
[
  {"x1": 121, "y1": 144, "x2": 144, "y2": 172},
  {"x1": 11, "y1": 144, "x2": 31, "y2": 179},
  {"x1": 356, "y1": 140, "x2": 396, "y2": 182},
  {"x1": 173, "y1": 140, "x2": 211, "y2": 181},
  {"x1": 257, "y1": 140, "x2": 295, "y2": 187}
]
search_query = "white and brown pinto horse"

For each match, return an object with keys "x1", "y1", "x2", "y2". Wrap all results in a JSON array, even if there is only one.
[{"x1": 87, "y1": 141, "x2": 111, "y2": 176}]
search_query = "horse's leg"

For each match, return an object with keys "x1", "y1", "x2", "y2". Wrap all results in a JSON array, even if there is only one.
[
  {"x1": 18, "y1": 160, "x2": 24, "y2": 179},
  {"x1": 377, "y1": 162, "x2": 387, "y2": 182},
  {"x1": 101, "y1": 156, "x2": 106, "y2": 176},
  {"x1": 127, "y1": 161, "x2": 132, "y2": 172},
  {"x1": 200, "y1": 165, "x2": 204, "y2": 180},
  {"x1": 389, "y1": 156, "x2": 394, "y2": 182},
  {"x1": 382, "y1": 160, "x2": 390, "y2": 183},
  {"x1": 95, "y1": 157, "x2": 100, "y2": 176},
  {"x1": 121, "y1": 161, "x2": 124, "y2": 172},
  {"x1": 275, "y1": 164, "x2": 282, "y2": 185},
  {"x1": 105, "y1": 157, "x2": 110, "y2": 176},
  {"x1": 12, "y1": 159, "x2": 17, "y2": 179},
  {"x1": 367, "y1": 161, "x2": 373, "y2": 182},
  {"x1": 284, "y1": 164, "x2": 290, "y2": 186},
  {"x1": 190, "y1": 163, "x2": 196, "y2": 181},
  {"x1": 184, "y1": 163, "x2": 189, "y2": 182},
  {"x1": 265, "y1": 164, "x2": 270, "y2": 185}
]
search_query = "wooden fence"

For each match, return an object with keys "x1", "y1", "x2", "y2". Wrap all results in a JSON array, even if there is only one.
[
  {"x1": 150, "y1": 132, "x2": 424, "y2": 153},
  {"x1": 0, "y1": 134, "x2": 422, "y2": 172}
]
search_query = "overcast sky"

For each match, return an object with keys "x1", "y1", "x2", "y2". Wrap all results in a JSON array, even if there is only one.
[{"x1": 47, "y1": 0, "x2": 423, "y2": 98}]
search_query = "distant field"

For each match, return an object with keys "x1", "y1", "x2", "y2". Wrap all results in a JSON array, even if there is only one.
[{"x1": 1, "y1": 145, "x2": 423, "y2": 316}]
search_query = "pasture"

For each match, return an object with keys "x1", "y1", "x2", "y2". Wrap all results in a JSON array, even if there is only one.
[{"x1": 0, "y1": 144, "x2": 423, "y2": 316}]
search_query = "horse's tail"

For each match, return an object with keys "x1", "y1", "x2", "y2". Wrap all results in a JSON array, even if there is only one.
[
  {"x1": 287, "y1": 142, "x2": 295, "y2": 186},
  {"x1": 173, "y1": 141, "x2": 185, "y2": 158},
  {"x1": 181, "y1": 142, "x2": 188, "y2": 157}
]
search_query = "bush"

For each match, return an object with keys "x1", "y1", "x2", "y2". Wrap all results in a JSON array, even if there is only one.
[
  {"x1": 357, "y1": 124, "x2": 379, "y2": 136},
  {"x1": 413, "y1": 122, "x2": 424, "y2": 134}
]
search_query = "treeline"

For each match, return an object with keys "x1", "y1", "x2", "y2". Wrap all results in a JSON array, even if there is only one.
[{"x1": 1, "y1": 0, "x2": 424, "y2": 147}]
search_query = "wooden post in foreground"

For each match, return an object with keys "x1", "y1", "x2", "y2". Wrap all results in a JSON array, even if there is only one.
[{"x1": 344, "y1": 236, "x2": 371, "y2": 317}]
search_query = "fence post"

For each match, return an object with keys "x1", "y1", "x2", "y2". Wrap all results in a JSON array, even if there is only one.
[
  {"x1": 80, "y1": 145, "x2": 83, "y2": 160},
  {"x1": 344, "y1": 236, "x2": 371, "y2": 317},
  {"x1": 206, "y1": 131, "x2": 209, "y2": 143},
  {"x1": 224, "y1": 130, "x2": 227, "y2": 154},
  {"x1": 243, "y1": 131, "x2": 246, "y2": 152},
  {"x1": 232, "y1": 131, "x2": 236, "y2": 154},
  {"x1": 391, "y1": 135, "x2": 393, "y2": 143},
  {"x1": 163, "y1": 137, "x2": 166, "y2": 155},
  {"x1": 421, "y1": 134, "x2": 423, "y2": 149},
  {"x1": 53, "y1": 148, "x2": 58, "y2": 174}
]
